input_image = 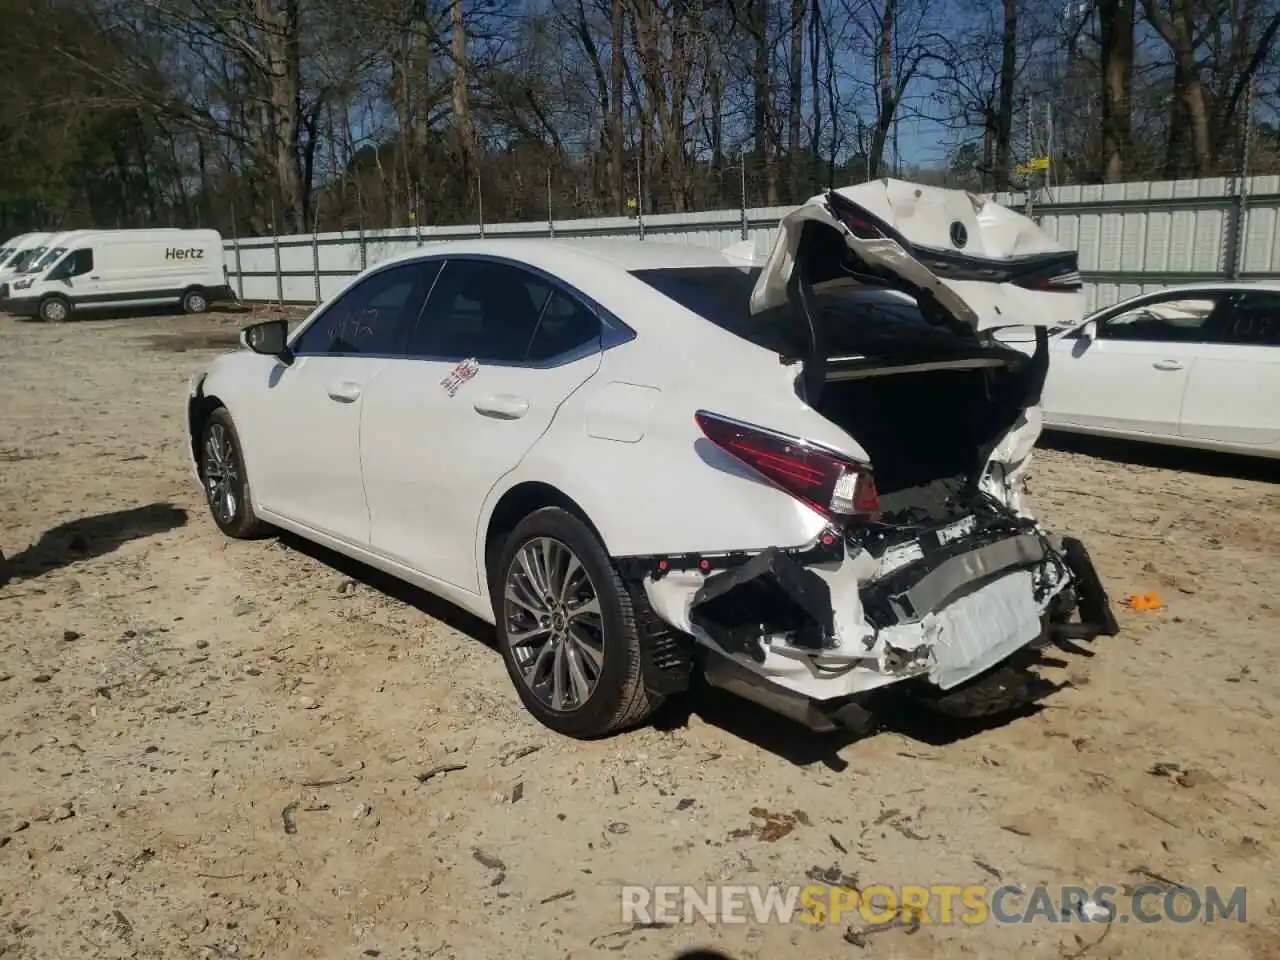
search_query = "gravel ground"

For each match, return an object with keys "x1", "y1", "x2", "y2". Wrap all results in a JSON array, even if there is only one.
[{"x1": 1, "y1": 307, "x2": 1278, "y2": 960}]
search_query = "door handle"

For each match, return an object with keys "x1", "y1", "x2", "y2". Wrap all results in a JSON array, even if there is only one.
[
  {"x1": 473, "y1": 394, "x2": 530, "y2": 419},
  {"x1": 1152, "y1": 360, "x2": 1184, "y2": 371},
  {"x1": 326, "y1": 381, "x2": 361, "y2": 402},
  {"x1": 89, "y1": 275, "x2": 100, "y2": 280}
]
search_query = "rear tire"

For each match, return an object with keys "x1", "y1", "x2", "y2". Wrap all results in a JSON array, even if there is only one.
[
  {"x1": 493, "y1": 507, "x2": 662, "y2": 738},
  {"x1": 38, "y1": 296, "x2": 71, "y2": 323},
  {"x1": 182, "y1": 288, "x2": 209, "y2": 314},
  {"x1": 199, "y1": 407, "x2": 268, "y2": 539}
]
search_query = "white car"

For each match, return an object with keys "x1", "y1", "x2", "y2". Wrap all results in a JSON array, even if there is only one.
[
  {"x1": 1039, "y1": 283, "x2": 1280, "y2": 458},
  {"x1": 185, "y1": 180, "x2": 1118, "y2": 739}
]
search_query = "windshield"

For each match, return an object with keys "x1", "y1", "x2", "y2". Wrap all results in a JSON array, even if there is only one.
[
  {"x1": 7, "y1": 247, "x2": 44, "y2": 272},
  {"x1": 26, "y1": 247, "x2": 66, "y2": 273},
  {"x1": 0, "y1": 247, "x2": 11, "y2": 264}
]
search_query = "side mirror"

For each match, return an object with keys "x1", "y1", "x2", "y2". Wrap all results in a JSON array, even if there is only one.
[
  {"x1": 1080, "y1": 319, "x2": 1098, "y2": 341},
  {"x1": 241, "y1": 319, "x2": 293, "y2": 364}
]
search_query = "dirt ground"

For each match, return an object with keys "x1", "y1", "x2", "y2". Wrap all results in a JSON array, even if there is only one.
[{"x1": 1, "y1": 306, "x2": 1278, "y2": 960}]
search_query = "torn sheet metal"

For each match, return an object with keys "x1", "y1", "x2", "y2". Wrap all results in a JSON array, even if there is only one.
[
  {"x1": 688, "y1": 548, "x2": 835, "y2": 662},
  {"x1": 643, "y1": 530, "x2": 1073, "y2": 703},
  {"x1": 749, "y1": 179, "x2": 1083, "y2": 333},
  {"x1": 979, "y1": 408, "x2": 1043, "y2": 517},
  {"x1": 861, "y1": 533, "x2": 1047, "y2": 628}
]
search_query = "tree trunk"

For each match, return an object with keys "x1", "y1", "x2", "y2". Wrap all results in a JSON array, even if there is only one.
[
  {"x1": 709, "y1": 59, "x2": 724, "y2": 208},
  {"x1": 568, "y1": 0, "x2": 612, "y2": 211},
  {"x1": 610, "y1": 0, "x2": 625, "y2": 215},
  {"x1": 809, "y1": 0, "x2": 822, "y2": 192},
  {"x1": 394, "y1": 10, "x2": 432, "y2": 205},
  {"x1": 868, "y1": 0, "x2": 895, "y2": 178},
  {"x1": 1179, "y1": 59, "x2": 1212, "y2": 175},
  {"x1": 1098, "y1": 0, "x2": 1134, "y2": 182},
  {"x1": 632, "y1": 0, "x2": 689, "y2": 212},
  {"x1": 1142, "y1": 0, "x2": 1210, "y2": 175},
  {"x1": 787, "y1": 0, "x2": 804, "y2": 200},
  {"x1": 255, "y1": 0, "x2": 304, "y2": 233},
  {"x1": 994, "y1": 0, "x2": 1018, "y2": 189},
  {"x1": 982, "y1": 122, "x2": 994, "y2": 192},
  {"x1": 751, "y1": 0, "x2": 776, "y2": 204},
  {"x1": 1164, "y1": 65, "x2": 1189, "y2": 177},
  {"x1": 452, "y1": 0, "x2": 477, "y2": 197}
]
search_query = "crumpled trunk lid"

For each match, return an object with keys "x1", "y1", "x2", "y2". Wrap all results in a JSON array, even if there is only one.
[{"x1": 749, "y1": 179, "x2": 1084, "y2": 334}]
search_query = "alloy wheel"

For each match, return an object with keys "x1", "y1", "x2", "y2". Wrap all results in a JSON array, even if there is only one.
[
  {"x1": 503, "y1": 536, "x2": 605, "y2": 712},
  {"x1": 203, "y1": 423, "x2": 239, "y2": 524}
]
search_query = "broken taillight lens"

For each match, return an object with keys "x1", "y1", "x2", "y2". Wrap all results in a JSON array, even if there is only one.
[{"x1": 695, "y1": 411, "x2": 879, "y2": 523}]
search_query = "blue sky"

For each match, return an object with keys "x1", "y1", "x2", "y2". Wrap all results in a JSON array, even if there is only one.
[{"x1": 891, "y1": 113, "x2": 959, "y2": 168}]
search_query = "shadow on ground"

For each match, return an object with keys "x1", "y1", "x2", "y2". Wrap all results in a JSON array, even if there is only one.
[
  {"x1": 276, "y1": 531, "x2": 498, "y2": 651},
  {"x1": 2, "y1": 503, "x2": 188, "y2": 584},
  {"x1": 1041, "y1": 430, "x2": 1280, "y2": 483},
  {"x1": 10, "y1": 302, "x2": 262, "y2": 326},
  {"x1": 145, "y1": 330, "x2": 245, "y2": 352},
  {"x1": 270, "y1": 531, "x2": 1086, "y2": 769},
  {"x1": 651, "y1": 648, "x2": 1072, "y2": 770}
]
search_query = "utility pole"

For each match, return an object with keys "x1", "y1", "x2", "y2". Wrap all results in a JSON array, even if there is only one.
[
  {"x1": 1025, "y1": 93, "x2": 1035, "y2": 218},
  {"x1": 636, "y1": 153, "x2": 645, "y2": 239},
  {"x1": 1230, "y1": 75, "x2": 1257, "y2": 279},
  {"x1": 1046, "y1": 102, "x2": 1054, "y2": 190}
]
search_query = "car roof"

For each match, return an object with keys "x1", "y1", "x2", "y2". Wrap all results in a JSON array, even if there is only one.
[
  {"x1": 376, "y1": 237, "x2": 750, "y2": 274},
  {"x1": 1079, "y1": 281, "x2": 1280, "y2": 323},
  {"x1": 1098, "y1": 280, "x2": 1280, "y2": 307}
]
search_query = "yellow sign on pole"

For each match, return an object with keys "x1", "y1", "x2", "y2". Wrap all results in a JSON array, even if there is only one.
[{"x1": 1016, "y1": 156, "x2": 1050, "y2": 175}]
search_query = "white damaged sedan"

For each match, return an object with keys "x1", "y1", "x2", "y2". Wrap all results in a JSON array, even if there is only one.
[{"x1": 185, "y1": 179, "x2": 1118, "y2": 738}]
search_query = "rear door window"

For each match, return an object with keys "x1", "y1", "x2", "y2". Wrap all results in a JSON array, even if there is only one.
[
  {"x1": 526, "y1": 291, "x2": 601, "y2": 362},
  {"x1": 1216, "y1": 292, "x2": 1280, "y2": 346},
  {"x1": 406, "y1": 259, "x2": 553, "y2": 363}
]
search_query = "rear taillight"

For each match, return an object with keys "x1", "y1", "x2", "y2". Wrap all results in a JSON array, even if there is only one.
[
  {"x1": 695, "y1": 411, "x2": 879, "y2": 523},
  {"x1": 1013, "y1": 264, "x2": 1082, "y2": 291}
]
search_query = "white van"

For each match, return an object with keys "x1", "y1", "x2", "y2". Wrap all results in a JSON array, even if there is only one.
[
  {"x1": 0, "y1": 233, "x2": 37, "y2": 269},
  {"x1": 6, "y1": 229, "x2": 233, "y2": 322},
  {"x1": 0, "y1": 231, "x2": 86, "y2": 302},
  {"x1": 0, "y1": 233, "x2": 54, "y2": 292}
]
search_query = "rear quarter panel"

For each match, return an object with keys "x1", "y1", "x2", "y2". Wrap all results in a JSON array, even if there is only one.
[{"x1": 474, "y1": 281, "x2": 874, "y2": 567}]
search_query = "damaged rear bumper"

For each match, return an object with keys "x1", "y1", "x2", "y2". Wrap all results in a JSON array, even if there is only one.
[{"x1": 617, "y1": 519, "x2": 1116, "y2": 726}]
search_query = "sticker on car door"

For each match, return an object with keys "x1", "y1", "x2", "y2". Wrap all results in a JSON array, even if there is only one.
[{"x1": 440, "y1": 358, "x2": 480, "y2": 397}]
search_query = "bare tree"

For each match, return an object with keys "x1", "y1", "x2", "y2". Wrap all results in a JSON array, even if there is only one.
[
  {"x1": 8, "y1": 0, "x2": 1280, "y2": 237},
  {"x1": 1098, "y1": 0, "x2": 1135, "y2": 181}
]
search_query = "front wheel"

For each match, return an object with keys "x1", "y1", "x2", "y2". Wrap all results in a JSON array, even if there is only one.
[
  {"x1": 493, "y1": 507, "x2": 662, "y2": 738},
  {"x1": 200, "y1": 407, "x2": 268, "y2": 539},
  {"x1": 39, "y1": 296, "x2": 71, "y2": 323},
  {"x1": 182, "y1": 288, "x2": 209, "y2": 314}
]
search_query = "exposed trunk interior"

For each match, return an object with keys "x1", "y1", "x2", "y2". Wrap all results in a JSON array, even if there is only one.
[
  {"x1": 788, "y1": 219, "x2": 1048, "y2": 523},
  {"x1": 812, "y1": 361, "x2": 1031, "y2": 519}
]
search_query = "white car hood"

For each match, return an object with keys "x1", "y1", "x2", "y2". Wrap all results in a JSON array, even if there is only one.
[{"x1": 749, "y1": 179, "x2": 1084, "y2": 333}]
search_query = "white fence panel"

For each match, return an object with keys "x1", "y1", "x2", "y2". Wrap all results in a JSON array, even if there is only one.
[{"x1": 223, "y1": 176, "x2": 1280, "y2": 311}]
